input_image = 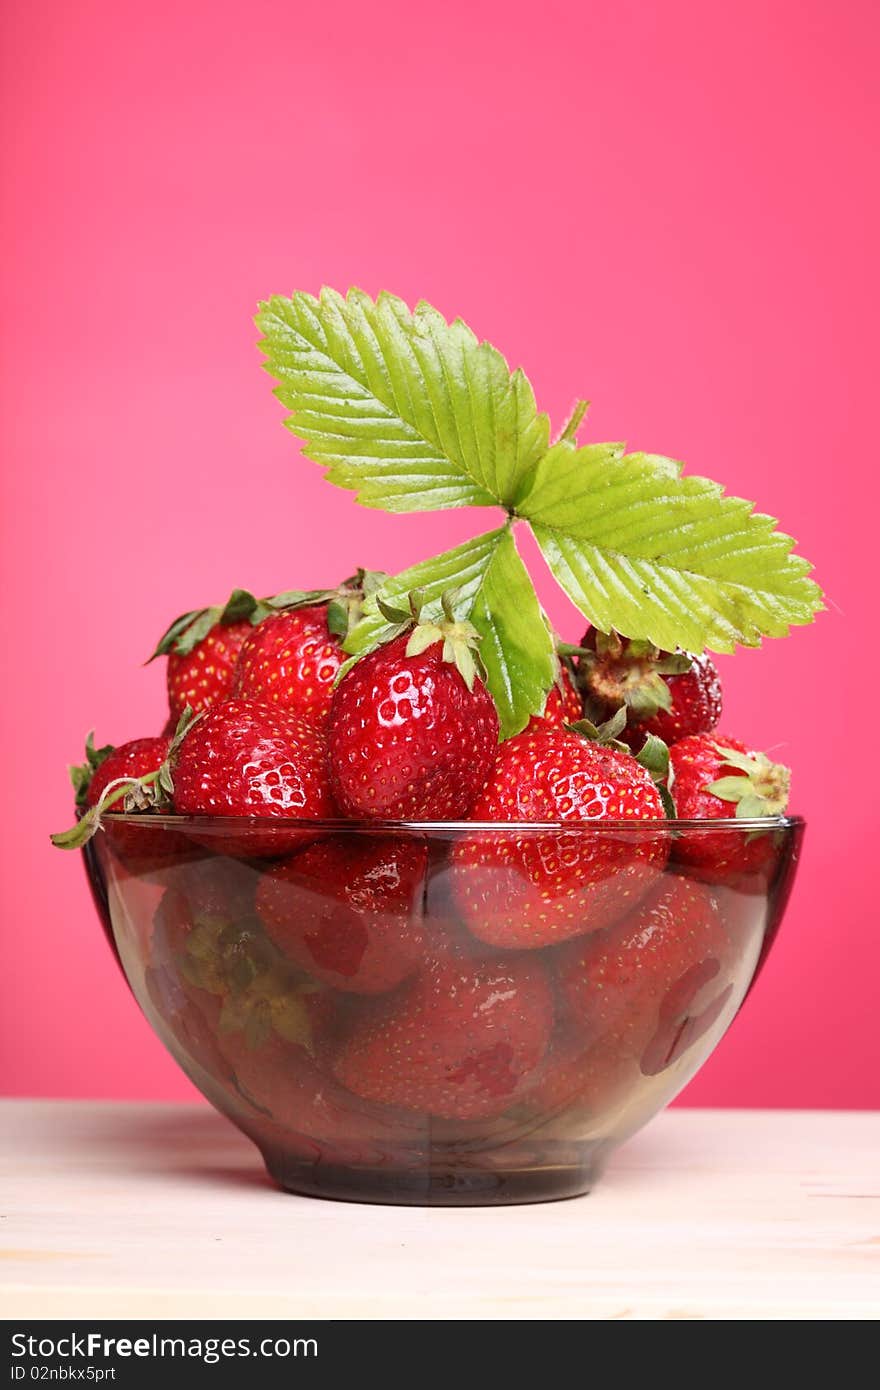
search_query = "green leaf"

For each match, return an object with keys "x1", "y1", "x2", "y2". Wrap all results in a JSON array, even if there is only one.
[
  {"x1": 256, "y1": 288, "x2": 549, "y2": 512},
  {"x1": 519, "y1": 442, "x2": 823, "y2": 653},
  {"x1": 468, "y1": 529, "x2": 556, "y2": 734},
  {"x1": 342, "y1": 527, "x2": 555, "y2": 738}
]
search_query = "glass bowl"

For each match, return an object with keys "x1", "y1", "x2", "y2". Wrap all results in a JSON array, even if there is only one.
[{"x1": 83, "y1": 813, "x2": 803, "y2": 1206}]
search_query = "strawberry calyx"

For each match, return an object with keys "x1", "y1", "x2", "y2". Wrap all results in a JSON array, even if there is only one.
[
  {"x1": 565, "y1": 708, "x2": 677, "y2": 818},
  {"x1": 371, "y1": 588, "x2": 488, "y2": 692},
  {"x1": 705, "y1": 743, "x2": 791, "y2": 818},
  {"x1": 179, "y1": 912, "x2": 322, "y2": 1053},
  {"x1": 50, "y1": 708, "x2": 201, "y2": 851},
  {"x1": 69, "y1": 733, "x2": 115, "y2": 810},
  {"x1": 578, "y1": 630, "x2": 693, "y2": 720},
  {"x1": 148, "y1": 569, "x2": 387, "y2": 661}
]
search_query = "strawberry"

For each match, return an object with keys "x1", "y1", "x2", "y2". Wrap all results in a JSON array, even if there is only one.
[
  {"x1": 144, "y1": 964, "x2": 233, "y2": 1084},
  {"x1": 81, "y1": 736, "x2": 170, "y2": 811},
  {"x1": 153, "y1": 576, "x2": 383, "y2": 725},
  {"x1": 255, "y1": 836, "x2": 428, "y2": 994},
  {"x1": 450, "y1": 717, "x2": 669, "y2": 950},
  {"x1": 669, "y1": 733, "x2": 791, "y2": 878},
  {"x1": 232, "y1": 606, "x2": 343, "y2": 727},
  {"x1": 221, "y1": 1028, "x2": 428, "y2": 1164},
  {"x1": 333, "y1": 953, "x2": 554, "y2": 1120},
  {"x1": 520, "y1": 1028, "x2": 637, "y2": 1122},
  {"x1": 577, "y1": 630, "x2": 722, "y2": 752},
  {"x1": 525, "y1": 661, "x2": 582, "y2": 732},
  {"x1": 58, "y1": 733, "x2": 182, "y2": 866},
  {"x1": 166, "y1": 620, "x2": 253, "y2": 723},
  {"x1": 556, "y1": 876, "x2": 732, "y2": 1075},
  {"x1": 327, "y1": 595, "x2": 499, "y2": 820},
  {"x1": 171, "y1": 699, "x2": 335, "y2": 855}
]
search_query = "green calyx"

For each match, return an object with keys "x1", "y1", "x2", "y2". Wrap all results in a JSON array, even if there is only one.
[
  {"x1": 371, "y1": 588, "x2": 487, "y2": 692},
  {"x1": 50, "y1": 707, "x2": 200, "y2": 851},
  {"x1": 147, "y1": 568, "x2": 387, "y2": 660},
  {"x1": 705, "y1": 743, "x2": 791, "y2": 818},
  {"x1": 178, "y1": 913, "x2": 321, "y2": 1054},
  {"x1": 69, "y1": 733, "x2": 115, "y2": 810},
  {"x1": 578, "y1": 630, "x2": 693, "y2": 721}
]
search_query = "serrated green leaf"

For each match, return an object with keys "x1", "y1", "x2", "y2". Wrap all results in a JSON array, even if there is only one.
[
  {"x1": 342, "y1": 527, "x2": 555, "y2": 737},
  {"x1": 520, "y1": 442, "x2": 823, "y2": 653},
  {"x1": 256, "y1": 288, "x2": 549, "y2": 512},
  {"x1": 468, "y1": 543, "x2": 556, "y2": 736}
]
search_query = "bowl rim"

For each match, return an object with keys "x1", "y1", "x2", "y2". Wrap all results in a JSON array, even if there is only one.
[{"x1": 99, "y1": 812, "x2": 805, "y2": 834}]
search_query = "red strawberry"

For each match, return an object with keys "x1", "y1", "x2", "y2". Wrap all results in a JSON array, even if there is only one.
[
  {"x1": 669, "y1": 733, "x2": 791, "y2": 878},
  {"x1": 578, "y1": 630, "x2": 722, "y2": 752},
  {"x1": 144, "y1": 964, "x2": 233, "y2": 1084},
  {"x1": 556, "y1": 876, "x2": 732, "y2": 1074},
  {"x1": 171, "y1": 699, "x2": 335, "y2": 855},
  {"x1": 525, "y1": 662, "x2": 582, "y2": 732},
  {"x1": 328, "y1": 600, "x2": 498, "y2": 820},
  {"x1": 450, "y1": 722, "x2": 668, "y2": 949},
  {"x1": 85, "y1": 736, "x2": 170, "y2": 810},
  {"x1": 232, "y1": 606, "x2": 344, "y2": 727},
  {"x1": 167, "y1": 619, "x2": 252, "y2": 722},
  {"x1": 333, "y1": 954, "x2": 554, "y2": 1120},
  {"x1": 222, "y1": 1029, "x2": 428, "y2": 1164},
  {"x1": 255, "y1": 836, "x2": 428, "y2": 994},
  {"x1": 63, "y1": 734, "x2": 181, "y2": 866},
  {"x1": 521, "y1": 1028, "x2": 637, "y2": 1122},
  {"x1": 154, "y1": 576, "x2": 382, "y2": 725}
]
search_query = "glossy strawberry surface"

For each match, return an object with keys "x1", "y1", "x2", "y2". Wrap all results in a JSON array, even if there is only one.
[
  {"x1": 333, "y1": 953, "x2": 554, "y2": 1120},
  {"x1": 167, "y1": 619, "x2": 252, "y2": 721},
  {"x1": 232, "y1": 605, "x2": 344, "y2": 727},
  {"x1": 328, "y1": 633, "x2": 499, "y2": 820},
  {"x1": 451, "y1": 728, "x2": 668, "y2": 948},
  {"x1": 172, "y1": 698, "x2": 334, "y2": 820}
]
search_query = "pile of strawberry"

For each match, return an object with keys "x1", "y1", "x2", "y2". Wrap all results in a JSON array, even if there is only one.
[{"x1": 54, "y1": 574, "x2": 792, "y2": 1138}]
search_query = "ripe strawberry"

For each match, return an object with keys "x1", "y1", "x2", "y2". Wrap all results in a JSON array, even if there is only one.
[
  {"x1": 520, "y1": 1028, "x2": 637, "y2": 1122},
  {"x1": 255, "y1": 836, "x2": 428, "y2": 994},
  {"x1": 577, "y1": 629, "x2": 722, "y2": 752},
  {"x1": 232, "y1": 605, "x2": 344, "y2": 727},
  {"x1": 556, "y1": 876, "x2": 732, "y2": 1074},
  {"x1": 83, "y1": 736, "x2": 170, "y2": 811},
  {"x1": 333, "y1": 953, "x2": 554, "y2": 1120},
  {"x1": 450, "y1": 720, "x2": 668, "y2": 950},
  {"x1": 167, "y1": 619, "x2": 253, "y2": 722},
  {"x1": 154, "y1": 575, "x2": 382, "y2": 724},
  {"x1": 525, "y1": 661, "x2": 582, "y2": 732},
  {"x1": 222, "y1": 1029, "x2": 428, "y2": 1163},
  {"x1": 328, "y1": 597, "x2": 498, "y2": 820},
  {"x1": 171, "y1": 699, "x2": 335, "y2": 855},
  {"x1": 144, "y1": 964, "x2": 233, "y2": 1084},
  {"x1": 669, "y1": 733, "x2": 791, "y2": 878},
  {"x1": 60, "y1": 733, "x2": 185, "y2": 866}
]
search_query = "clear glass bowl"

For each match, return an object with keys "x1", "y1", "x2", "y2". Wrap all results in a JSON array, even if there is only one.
[{"x1": 84, "y1": 813, "x2": 803, "y2": 1206}]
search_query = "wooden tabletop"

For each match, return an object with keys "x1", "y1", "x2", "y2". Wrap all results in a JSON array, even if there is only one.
[{"x1": 1, "y1": 1100, "x2": 877, "y2": 1320}]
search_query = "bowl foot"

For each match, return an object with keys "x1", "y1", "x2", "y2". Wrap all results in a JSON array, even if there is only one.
[{"x1": 260, "y1": 1142, "x2": 607, "y2": 1206}]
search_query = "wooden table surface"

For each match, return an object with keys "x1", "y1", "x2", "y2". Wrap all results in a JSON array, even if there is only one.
[{"x1": 1, "y1": 1100, "x2": 877, "y2": 1320}]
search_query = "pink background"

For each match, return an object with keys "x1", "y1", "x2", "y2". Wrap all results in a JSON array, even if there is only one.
[{"x1": 2, "y1": 0, "x2": 877, "y2": 1108}]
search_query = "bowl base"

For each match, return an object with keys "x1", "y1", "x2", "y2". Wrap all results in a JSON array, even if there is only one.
[{"x1": 260, "y1": 1143, "x2": 607, "y2": 1206}]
